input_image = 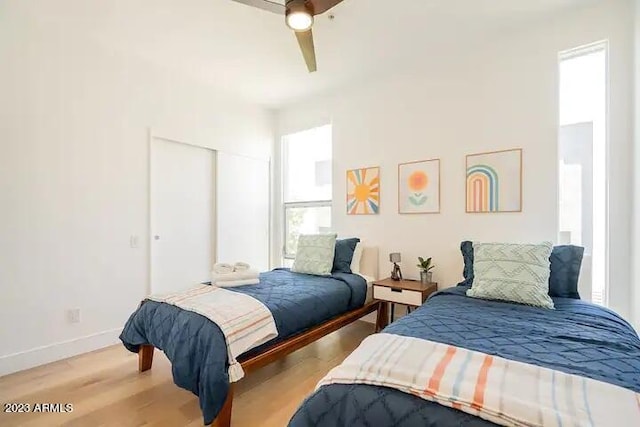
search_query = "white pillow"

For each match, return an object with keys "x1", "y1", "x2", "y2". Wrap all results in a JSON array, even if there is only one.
[{"x1": 350, "y1": 242, "x2": 364, "y2": 274}]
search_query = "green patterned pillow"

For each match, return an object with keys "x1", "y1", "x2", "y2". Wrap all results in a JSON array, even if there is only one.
[
  {"x1": 466, "y1": 242, "x2": 555, "y2": 309},
  {"x1": 292, "y1": 234, "x2": 337, "y2": 276}
]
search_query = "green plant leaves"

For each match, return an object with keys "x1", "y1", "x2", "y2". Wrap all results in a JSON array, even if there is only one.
[{"x1": 417, "y1": 256, "x2": 435, "y2": 271}]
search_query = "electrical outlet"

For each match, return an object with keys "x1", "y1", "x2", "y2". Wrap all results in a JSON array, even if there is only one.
[
  {"x1": 130, "y1": 235, "x2": 139, "y2": 248},
  {"x1": 68, "y1": 309, "x2": 81, "y2": 324}
]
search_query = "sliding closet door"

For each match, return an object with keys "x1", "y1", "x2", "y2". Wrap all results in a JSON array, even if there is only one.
[
  {"x1": 216, "y1": 152, "x2": 270, "y2": 272},
  {"x1": 150, "y1": 138, "x2": 216, "y2": 293}
]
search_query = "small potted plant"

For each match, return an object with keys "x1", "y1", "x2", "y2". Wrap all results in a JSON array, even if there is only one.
[{"x1": 417, "y1": 257, "x2": 435, "y2": 285}]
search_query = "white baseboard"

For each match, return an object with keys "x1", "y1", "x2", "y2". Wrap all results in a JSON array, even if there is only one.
[{"x1": 0, "y1": 328, "x2": 122, "y2": 377}]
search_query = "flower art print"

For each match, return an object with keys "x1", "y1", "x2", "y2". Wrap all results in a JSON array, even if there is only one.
[{"x1": 398, "y1": 159, "x2": 440, "y2": 214}]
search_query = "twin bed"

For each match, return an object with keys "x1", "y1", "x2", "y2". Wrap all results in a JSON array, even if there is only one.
[
  {"x1": 120, "y1": 246, "x2": 386, "y2": 426},
  {"x1": 289, "y1": 285, "x2": 640, "y2": 426},
  {"x1": 121, "y1": 241, "x2": 640, "y2": 427}
]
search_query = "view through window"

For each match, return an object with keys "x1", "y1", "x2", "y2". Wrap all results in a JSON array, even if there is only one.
[
  {"x1": 558, "y1": 42, "x2": 608, "y2": 305},
  {"x1": 282, "y1": 125, "x2": 332, "y2": 261}
]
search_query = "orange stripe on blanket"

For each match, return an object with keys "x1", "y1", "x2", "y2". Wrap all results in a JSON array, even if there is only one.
[
  {"x1": 424, "y1": 346, "x2": 457, "y2": 397},
  {"x1": 167, "y1": 286, "x2": 214, "y2": 304},
  {"x1": 226, "y1": 315, "x2": 273, "y2": 338},
  {"x1": 471, "y1": 355, "x2": 494, "y2": 411}
]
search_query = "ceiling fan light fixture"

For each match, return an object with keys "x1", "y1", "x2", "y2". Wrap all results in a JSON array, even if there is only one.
[{"x1": 286, "y1": 3, "x2": 314, "y2": 32}]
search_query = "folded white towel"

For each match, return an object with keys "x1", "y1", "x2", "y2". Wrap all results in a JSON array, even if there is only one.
[
  {"x1": 215, "y1": 278, "x2": 260, "y2": 288},
  {"x1": 211, "y1": 269, "x2": 260, "y2": 284},
  {"x1": 213, "y1": 263, "x2": 234, "y2": 274},
  {"x1": 234, "y1": 262, "x2": 251, "y2": 272}
]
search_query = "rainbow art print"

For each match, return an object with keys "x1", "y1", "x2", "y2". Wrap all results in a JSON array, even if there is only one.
[{"x1": 466, "y1": 149, "x2": 522, "y2": 213}]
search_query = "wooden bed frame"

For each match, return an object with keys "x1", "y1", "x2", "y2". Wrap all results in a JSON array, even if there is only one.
[{"x1": 138, "y1": 299, "x2": 388, "y2": 427}]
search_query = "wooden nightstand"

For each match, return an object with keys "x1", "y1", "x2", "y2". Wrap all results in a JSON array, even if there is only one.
[{"x1": 373, "y1": 278, "x2": 438, "y2": 325}]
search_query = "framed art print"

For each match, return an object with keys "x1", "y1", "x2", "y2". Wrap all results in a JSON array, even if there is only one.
[
  {"x1": 466, "y1": 148, "x2": 522, "y2": 213},
  {"x1": 346, "y1": 167, "x2": 380, "y2": 215},
  {"x1": 398, "y1": 159, "x2": 440, "y2": 214}
]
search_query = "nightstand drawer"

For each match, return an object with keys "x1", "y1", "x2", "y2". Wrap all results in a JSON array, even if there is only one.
[{"x1": 373, "y1": 285, "x2": 423, "y2": 306}]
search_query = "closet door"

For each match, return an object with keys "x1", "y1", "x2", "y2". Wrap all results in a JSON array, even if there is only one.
[
  {"x1": 150, "y1": 138, "x2": 216, "y2": 293},
  {"x1": 216, "y1": 152, "x2": 270, "y2": 272}
]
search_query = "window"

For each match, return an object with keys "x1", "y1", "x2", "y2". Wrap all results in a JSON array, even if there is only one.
[
  {"x1": 558, "y1": 42, "x2": 608, "y2": 305},
  {"x1": 282, "y1": 125, "x2": 332, "y2": 260}
]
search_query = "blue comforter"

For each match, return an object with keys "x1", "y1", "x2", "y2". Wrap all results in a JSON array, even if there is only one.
[
  {"x1": 289, "y1": 286, "x2": 640, "y2": 427},
  {"x1": 120, "y1": 269, "x2": 367, "y2": 425}
]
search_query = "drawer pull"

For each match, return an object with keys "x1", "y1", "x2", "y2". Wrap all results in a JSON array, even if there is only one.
[{"x1": 391, "y1": 288, "x2": 403, "y2": 293}]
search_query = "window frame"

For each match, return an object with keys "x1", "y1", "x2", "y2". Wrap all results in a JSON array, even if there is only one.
[
  {"x1": 282, "y1": 200, "x2": 332, "y2": 260},
  {"x1": 557, "y1": 40, "x2": 610, "y2": 307},
  {"x1": 281, "y1": 125, "x2": 333, "y2": 261}
]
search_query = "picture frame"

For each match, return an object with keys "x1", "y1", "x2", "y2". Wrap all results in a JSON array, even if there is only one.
[
  {"x1": 466, "y1": 148, "x2": 522, "y2": 213},
  {"x1": 398, "y1": 159, "x2": 441, "y2": 214},
  {"x1": 346, "y1": 166, "x2": 380, "y2": 215}
]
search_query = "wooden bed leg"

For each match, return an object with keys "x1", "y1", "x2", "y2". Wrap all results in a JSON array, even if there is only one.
[
  {"x1": 212, "y1": 384, "x2": 234, "y2": 427},
  {"x1": 375, "y1": 301, "x2": 389, "y2": 332},
  {"x1": 138, "y1": 345, "x2": 155, "y2": 372}
]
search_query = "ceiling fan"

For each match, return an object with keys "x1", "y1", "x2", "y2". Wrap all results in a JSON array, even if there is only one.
[{"x1": 231, "y1": 0, "x2": 345, "y2": 72}]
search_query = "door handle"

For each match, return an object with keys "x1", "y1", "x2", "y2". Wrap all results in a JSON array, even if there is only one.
[{"x1": 154, "y1": 235, "x2": 160, "y2": 240}]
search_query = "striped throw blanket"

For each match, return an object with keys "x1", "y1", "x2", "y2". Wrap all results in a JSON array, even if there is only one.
[
  {"x1": 318, "y1": 333, "x2": 640, "y2": 427},
  {"x1": 147, "y1": 285, "x2": 278, "y2": 382}
]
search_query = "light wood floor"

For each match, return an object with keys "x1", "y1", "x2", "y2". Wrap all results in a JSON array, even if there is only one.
[{"x1": 0, "y1": 321, "x2": 374, "y2": 427}]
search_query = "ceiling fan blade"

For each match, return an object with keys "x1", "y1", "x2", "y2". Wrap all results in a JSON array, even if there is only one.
[
  {"x1": 309, "y1": 0, "x2": 344, "y2": 15},
  {"x1": 230, "y1": 0, "x2": 285, "y2": 14},
  {"x1": 295, "y1": 29, "x2": 317, "y2": 72}
]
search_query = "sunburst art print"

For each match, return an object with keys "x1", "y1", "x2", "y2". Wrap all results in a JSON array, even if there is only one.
[{"x1": 346, "y1": 167, "x2": 380, "y2": 215}]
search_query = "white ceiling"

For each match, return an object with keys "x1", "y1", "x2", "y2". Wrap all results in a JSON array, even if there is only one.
[{"x1": 25, "y1": 0, "x2": 598, "y2": 107}]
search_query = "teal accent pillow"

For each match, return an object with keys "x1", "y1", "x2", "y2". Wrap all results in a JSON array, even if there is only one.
[
  {"x1": 292, "y1": 234, "x2": 337, "y2": 276},
  {"x1": 332, "y1": 238, "x2": 360, "y2": 274},
  {"x1": 466, "y1": 242, "x2": 555, "y2": 309}
]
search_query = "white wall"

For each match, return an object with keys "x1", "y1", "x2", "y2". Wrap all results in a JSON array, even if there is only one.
[
  {"x1": 277, "y1": 0, "x2": 635, "y2": 322},
  {"x1": 217, "y1": 152, "x2": 271, "y2": 272},
  {"x1": 0, "y1": 4, "x2": 273, "y2": 374},
  {"x1": 633, "y1": 0, "x2": 640, "y2": 331}
]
